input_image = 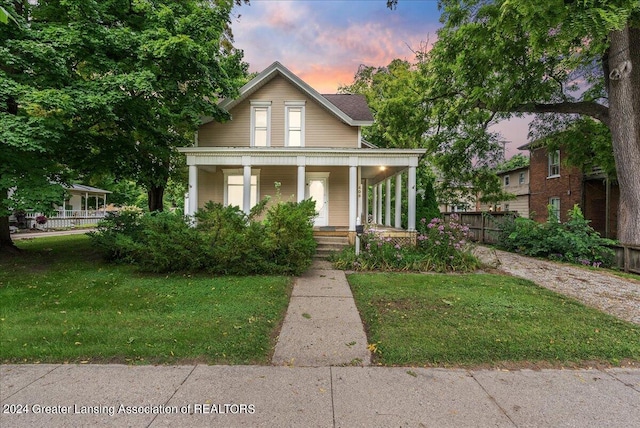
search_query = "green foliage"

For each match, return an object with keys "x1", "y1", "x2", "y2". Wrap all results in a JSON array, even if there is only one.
[
  {"x1": 1, "y1": 0, "x2": 248, "y2": 234},
  {"x1": 332, "y1": 214, "x2": 478, "y2": 273},
  {"x1": 415, "y1": 176, "x2": 441, "y2": 225},
  {"x1": 497, "y1": 205, "x2": 616, "y2": 267},
  {"x1": 90, "y1": 198, "x2": 317, "y2": 275},
  {"x1": 496, "y1": 154, "x2": 529, "y2": 173}
]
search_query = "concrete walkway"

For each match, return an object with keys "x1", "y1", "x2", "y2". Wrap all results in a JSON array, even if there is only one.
[
  {"x1": 11, "y1": 229, "x2": 95, "y2": 240},
  {"x1": 272, "y1": 260, "x2": 370, "y2": 367}
]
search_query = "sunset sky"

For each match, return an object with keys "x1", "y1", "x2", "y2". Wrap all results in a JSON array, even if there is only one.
[{"x1": 230, "y1": 0, "x2": 530, "y2": 155}]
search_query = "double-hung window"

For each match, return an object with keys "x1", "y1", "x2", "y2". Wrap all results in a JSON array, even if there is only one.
[
  {"x1": 548, "y1": 150, "x2": 560, "y2": 177},
  {"x1": 251, "y1": 101, "x2": 271, "y2": 147},
  {"x1": 224, "y1": 169, "x2": 259, "y2": 211},
  {"x1": 519, "y1": 172, "x2": 526, "y2": 185},
  {"x1": 549, "y1": 197, "x2": 561, "y2": 222},
  {"x1": 504, "y1": 175, "x2": 510, "y2": 186},
  {"x1": 285, "y1": 101, "x2": 305, "y2": 147}
]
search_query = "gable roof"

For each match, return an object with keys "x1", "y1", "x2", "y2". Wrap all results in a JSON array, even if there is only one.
[{"x1": 209, "y1": 61, "x2": 374, "y2": 127}]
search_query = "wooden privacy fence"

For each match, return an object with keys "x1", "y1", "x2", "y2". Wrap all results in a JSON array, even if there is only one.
[
  {"x1": 443, "y1": 211, "x2": 640, "y2": 274},
  {"x1": 612, "y1": 244, "x2": 640, "y2": 274},
  {"x1": 442, "y1": 212, "x2": 512, "y2": 245}
]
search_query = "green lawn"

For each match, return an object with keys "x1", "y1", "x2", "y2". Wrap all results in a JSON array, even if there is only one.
[
  {"x1": 349, "y1": 273, "x2": 640, "y2": 367},
  {"x1": 0, "y1": 235, "x2": 292, "y2": 365}
]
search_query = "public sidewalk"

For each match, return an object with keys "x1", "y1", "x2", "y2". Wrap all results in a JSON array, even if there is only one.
[
  {"x1": 11, "y1": 229, "x2": 95, "y2": 240},
  {"x1": 2, "y1": 364, "x2": 639, "y2": 427}
]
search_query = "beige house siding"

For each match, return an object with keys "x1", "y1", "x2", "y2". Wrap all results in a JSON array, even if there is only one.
[
  {"x1": 195, "y1": 165, "x2": 350, "y2": 227},
  {"x1": 479, "y1": 167, "x2": 530, "y2": 217},
  {"x1": 198, "y1": 76, "x2": 358, "y2": 149}
]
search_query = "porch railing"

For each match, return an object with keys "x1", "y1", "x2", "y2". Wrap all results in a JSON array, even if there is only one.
[{"x1": 24, "y1": 210, "x2": 108, "y2": 219}]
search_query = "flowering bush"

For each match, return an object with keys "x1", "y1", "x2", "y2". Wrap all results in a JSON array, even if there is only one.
[
  {"x1": 35, "y1": 215, "x2": 48, "y2": 225},
  {"x1": 331, "y1": 215, "x2": 478, "y2": 273},
  {"x1": 415, "y1": 215, "x2": 475, "y2": 271}
]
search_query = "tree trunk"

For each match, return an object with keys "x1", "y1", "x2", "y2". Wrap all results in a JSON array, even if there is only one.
[
  {"x1": 608, "y1": 25, "x2": 640, "y2": 246},
  {"x1": 0, "y1": 215, "x2": 19, "y2": 254},
  {"x1": 147, "y1": 186, "x2": 165, "y2": 212}
]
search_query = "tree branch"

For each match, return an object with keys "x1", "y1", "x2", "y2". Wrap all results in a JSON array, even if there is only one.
[{"x1": 480, "y1": 100, "x2": 610, "y2": 127}]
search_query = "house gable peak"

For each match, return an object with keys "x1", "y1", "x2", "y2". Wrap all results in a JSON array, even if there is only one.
[{"x1": 210, "y1": 61, "x2": 373, "y2": 127}]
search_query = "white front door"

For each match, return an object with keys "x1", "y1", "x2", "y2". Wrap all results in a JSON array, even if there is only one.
[{"x1": 307, "y1": 175, "x2": 329, "y2": 227}]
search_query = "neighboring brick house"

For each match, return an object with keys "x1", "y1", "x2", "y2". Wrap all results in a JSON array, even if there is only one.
[
  {"x1": 519, "y1": 142, "x2": 619, "y2": 239},
  {"x1": 479, "y1": 165, "x2": 530, "y2": 218}
]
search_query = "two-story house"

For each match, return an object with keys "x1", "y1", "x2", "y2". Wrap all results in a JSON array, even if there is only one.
[
  {"x1": 179, "y1": 62, "x2": 426, "y2": 243},
  {"x1": 519, "y1": 142, "x2": 619, "y2": 238},
  {"x1": 479, "y1": 165, "x2": 531, "y2": 218}
]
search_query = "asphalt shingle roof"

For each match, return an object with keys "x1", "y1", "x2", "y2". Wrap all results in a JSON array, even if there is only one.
[{"x1": 322, "y1": 94, "x2": 374, "y2": 122}]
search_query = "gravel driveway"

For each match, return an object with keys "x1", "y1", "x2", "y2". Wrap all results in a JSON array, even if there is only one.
[{"x1": 474, "y1": 246, "x2": 640, "y2": 326}]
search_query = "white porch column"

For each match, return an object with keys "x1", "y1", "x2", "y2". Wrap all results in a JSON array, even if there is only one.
[
  {"x1": 364, "y1": 179, "x2": 369, "y2": 224},
  {"x1": 297, "y1": 158, "x2": 306, "y2": 202},
  {"x1": 372, "y1": 184, "x2": 377, "y2": 224},
  {"x1": 188, "y1": 165, "x2": 198, "y2": 216},
  {"x1": 395, "y1": 173, "x2": 402, "y2": 228},
  {"x1": 377, "y1": 183, "x2": 383, "y2": 224},
  {"x1": 408, "y1": 164, "x2": 417, "y2": 231},
  {"x1": 85, "y1": 192, "x2": 89, "y2": 217},
  {"x1": 243, "y1": 159, "x2": 251, "y2": 215},
  {"x1": 385, "y1": 177, "x2": 392, "y2": 226},
  {"x1": 349, "y1": 163, "x2": 357, "y2": 231}
]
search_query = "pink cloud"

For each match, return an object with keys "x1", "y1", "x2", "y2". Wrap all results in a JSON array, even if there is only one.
[{"x1": 232, "y1": 2, "x2": 437, "y2": 93}]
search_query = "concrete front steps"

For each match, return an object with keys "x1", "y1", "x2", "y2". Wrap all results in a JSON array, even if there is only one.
[{"x1": 314, "y1": 234, "x2": 350, "y2": 259}]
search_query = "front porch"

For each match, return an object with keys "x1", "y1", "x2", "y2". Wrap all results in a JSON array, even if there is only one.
[{"x1": 180, "y1": 147, "x2": 427, "y2": 239}]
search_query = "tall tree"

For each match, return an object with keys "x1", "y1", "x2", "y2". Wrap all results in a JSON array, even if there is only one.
[
  {"x1": 389, "y1": 0, "x2": 640, "y2": 245},
  {"x1": 1, "y1": 0, "x2": 248, "y2": 252}
]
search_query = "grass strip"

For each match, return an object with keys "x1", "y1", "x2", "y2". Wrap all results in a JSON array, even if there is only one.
[{"x1": 349, "y1": 273, "x2": 640, "y2": 367}]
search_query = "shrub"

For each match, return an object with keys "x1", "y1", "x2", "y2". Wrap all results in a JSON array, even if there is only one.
[
  {"x1": 331, "y1": 214, "x2": 478, "y2": 273},
  {"x1": 90, "y1": 199, "x2": 316, "y2": 275},
  {"x1": 89, "y1": 206, "x2": 145, "y2": 261},
  {"x1": 497, "y1": 205, "x2": 615, "y2": 267},
  {"x1": 262, "y1": 199, "x2": 317, "y2": 275}
]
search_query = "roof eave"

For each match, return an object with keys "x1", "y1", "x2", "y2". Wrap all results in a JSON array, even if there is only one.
[{"x1": 213, "y1": 61, "x2": 365, "y2": 126}]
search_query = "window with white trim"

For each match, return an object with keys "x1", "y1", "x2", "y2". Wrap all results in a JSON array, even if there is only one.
[
  {"x1": 251, "y1": 101, "x2": 271, "y2": 147},
  {"x1": 549, "y1": 197, "x2": 560, "y2": 222},
  {"x1": 504, "y1": 175, "x2": 510, "y2": 186},
  {"x1": 548, "y1": 150, "x2": 560, "y2": 177},
  {"x1": 285, "y1": 101, "x2": 305, "y2": 147},
  {"x1": 519, "y1": 171, "x2": 525, "y2": 185},
  {"x1": 224, "y1": 169, "x2": 260, "y2": 211}
]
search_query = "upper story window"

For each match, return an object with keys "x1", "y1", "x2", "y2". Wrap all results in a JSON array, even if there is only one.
[
  {"x1": 519, "y1": 171, "x2": 526, "y2": 185},
  {"x1": 504, "y1": 175, "x2": 510, "y2": 186},
  {"x1": 548, "y1": 150, "x2": 560, "y2": 178},
  {"x1": 251, "y1": 101, "x2": 271, "y2": 147},
  {"x1": 285, "y1": 101, "x2": 305, "y2": 147}
]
